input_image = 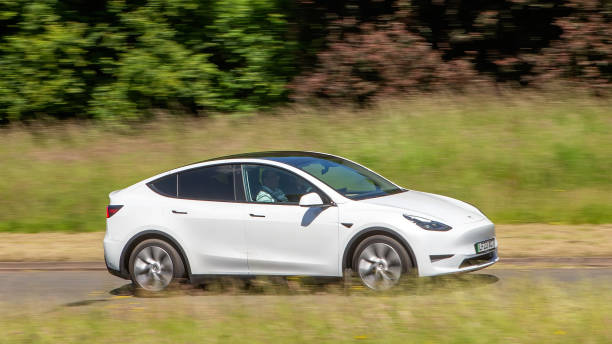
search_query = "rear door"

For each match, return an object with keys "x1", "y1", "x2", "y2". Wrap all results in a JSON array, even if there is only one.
[
  {"x1": 242, "y1": 164, "x2": 340, "y2": 276},
  {"x1": 170, "y1": 164, "x2": 249, "y2": 275}
]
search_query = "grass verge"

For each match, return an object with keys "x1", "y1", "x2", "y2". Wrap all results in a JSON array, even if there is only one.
[
  {"x1": 1, "y1": 276, "x2": 611, "y2": 343},
  {"x1": 0, "y1": 224, "x2": 610, "y2": 262},
  {"x1": 1, "y1": 92, "x2": 611, "y2": 232}
]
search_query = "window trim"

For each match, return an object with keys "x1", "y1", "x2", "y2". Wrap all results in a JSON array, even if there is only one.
[
  {"x1": 233, "y1": 164, "x2": 246, "y2": 202},
  {"x1": 240, "y1": 163, "x2": 334, "y2": 206},
  {"x1": 146, "y1": 162, "x2": 334, "y2": 205}
]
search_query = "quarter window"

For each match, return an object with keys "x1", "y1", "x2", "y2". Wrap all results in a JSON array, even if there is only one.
[
  {"x1": 178, "y1": 165, "x2": 236, "y2": 201},
  {"x1": 148, "y1": 173, "x2": 177, "y2": 197}
]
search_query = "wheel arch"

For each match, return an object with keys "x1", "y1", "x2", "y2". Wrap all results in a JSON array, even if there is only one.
[
  {"x1": 341, "y1": 227, "x2": 418, "y2": 273},
  {"x1": 119, "y1": 230, "x2": 191, "y2": 279}
]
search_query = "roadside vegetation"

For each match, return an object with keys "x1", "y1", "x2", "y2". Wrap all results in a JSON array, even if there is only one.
[
  {"x1": 0, "y1": 92, "x2": 610, "y2": 232},
  {"x1": 1, "y1": 0, "x2": 608, "y2": 122},
  {"x1": 1, "y1": 1, "x2": 609, "y2": 342},
  {"x1": 1, "y1": 276, "x2": 611, "y2": 343}
]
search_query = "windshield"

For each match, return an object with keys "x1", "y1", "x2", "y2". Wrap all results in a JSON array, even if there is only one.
[{"x1": 268, "y1": 156, "x2": 405, "y2": 200}]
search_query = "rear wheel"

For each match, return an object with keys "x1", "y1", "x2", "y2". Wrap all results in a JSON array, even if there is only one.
[
  {"x1": 129, "y1": 239, "x2": 185, "y2": 292},
  {"x1": 352, "y1": 235, "x2": 412, "y2": 290}
]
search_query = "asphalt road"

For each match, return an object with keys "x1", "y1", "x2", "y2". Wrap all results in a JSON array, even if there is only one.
[{"x1": 1, "y1": 268, "x2": 611, "y2": 309}]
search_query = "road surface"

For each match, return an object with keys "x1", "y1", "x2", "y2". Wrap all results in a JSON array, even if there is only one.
[{"x1": 1, "y1": 267, "x2": 611, "y2": 309}]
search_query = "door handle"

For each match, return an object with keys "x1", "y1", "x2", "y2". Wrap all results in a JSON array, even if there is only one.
[
  {"x1": 172, "y1": 210, "x2": 188, "y2": 214},
  {"x1": 249, "y1": 213, "x2": 265, "y2": 218}
]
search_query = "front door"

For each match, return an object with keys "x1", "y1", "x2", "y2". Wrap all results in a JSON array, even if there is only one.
[{"x1": 242, "y1": 164, "x2": 340, "y2": 276}]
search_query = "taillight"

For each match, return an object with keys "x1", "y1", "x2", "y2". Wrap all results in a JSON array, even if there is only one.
[{"x1": 106, "y1": 205, "x2": 123, "y2": 218}]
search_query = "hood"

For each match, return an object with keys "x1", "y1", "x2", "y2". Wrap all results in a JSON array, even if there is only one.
[{"x1": 360, "y1": 190, "x2": 485, "y2": 226}]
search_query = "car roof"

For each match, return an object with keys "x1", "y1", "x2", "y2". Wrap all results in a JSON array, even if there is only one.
[
  {"x1": 154, "y1": 151, "x2": 339, "y2": 182},
  {"x1": 204, "y1": 151, "x2": 337, "y2": 162}
]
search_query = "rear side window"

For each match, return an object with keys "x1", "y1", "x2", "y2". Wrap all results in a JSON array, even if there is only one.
[
  {"x1": 148, "y1": 173, "x2": 177, "y2": 197},
  {"x1": 178, "y1": 165, "x2": 235, "y2": 201}
]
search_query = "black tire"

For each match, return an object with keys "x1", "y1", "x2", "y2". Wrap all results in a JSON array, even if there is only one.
[
  {"x1": 351, "y1": 235, "x2": 413, "y2": 290},
  {"x1": 128, "y1": 238, "x2": 186, "y2": 293}
]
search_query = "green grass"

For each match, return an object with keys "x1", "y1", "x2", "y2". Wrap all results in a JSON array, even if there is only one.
[
  {"x1": 0, "y1": 91, "x2": 611, "y2": 232},
  {"x1": 1, "y1": 277, "x2": 611, "y2": 343}
]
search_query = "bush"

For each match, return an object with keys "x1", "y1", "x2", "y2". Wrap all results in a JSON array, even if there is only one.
[
  {"x1": 290, "y1": 21, "x2": 488, "y2": 102},
  {"x1": 0, "y1": 0, "x2": 609, "y2": 121},
  {"x1": 0, "y1": 1, "x2": 91, "y2": 121},
  {"x1": 525, "y1": 0, "x2": 611, "y2": 92},
  {"x1": 0, "y1": 0, "x2": 297, "y2": 121}
]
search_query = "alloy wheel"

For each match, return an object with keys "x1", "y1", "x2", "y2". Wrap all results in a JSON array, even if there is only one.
[
  {"x1": 133, "y1": 246, "x2": 174, "y2": 291},
  {"x1": 357, "y1": 242, "x2": 402, "y2": 290}
]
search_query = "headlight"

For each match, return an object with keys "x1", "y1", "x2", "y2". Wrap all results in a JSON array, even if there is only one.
[{"x1": 403, "y1": 215, "x2": 452, "y2": 231}]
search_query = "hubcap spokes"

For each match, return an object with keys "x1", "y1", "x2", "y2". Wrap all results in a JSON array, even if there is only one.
[
  {"x1": 134, "y1": 246, "x2": 174, "y2": 291},
  {"x1": 358, "y1": 243, "x2": 402, "y2": 290}
]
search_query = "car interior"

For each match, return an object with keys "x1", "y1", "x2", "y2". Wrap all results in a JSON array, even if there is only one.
[{"x1": 242, "y1": 165, "x2": 313, "y2": 203}]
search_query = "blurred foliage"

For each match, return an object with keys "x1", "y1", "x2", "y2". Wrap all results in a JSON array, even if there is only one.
[
  {"x1": 293, "y1": 0, "x2": 610, "y2": 101},
  {"x1": 526, "y1": 0, "x2": 612, "y2": 92},
  {"x1": 0, "y1": 0, "x2": 297, "y2": 121},
  {"x1": 0, "y1": 0, "x2": 610, "y2": 121},
  {"x1": 290, "y1": 21, "x2": 488, "y2": 102}
]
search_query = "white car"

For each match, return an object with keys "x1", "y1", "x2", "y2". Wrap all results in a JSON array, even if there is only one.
[{"x1": 104, "y1": 151, "x2": 498, "y2": 291}]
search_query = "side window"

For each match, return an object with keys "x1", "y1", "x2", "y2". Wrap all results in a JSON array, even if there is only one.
[
  {"x1": 148, "y1": 173, "x2": 177, "y2": 197},
  {"x1": 242, "y1": 164, "x2": 320, "y2": 204},
  {"x1": 178, "y1": 165, "x2": 235, "y2": 201}
]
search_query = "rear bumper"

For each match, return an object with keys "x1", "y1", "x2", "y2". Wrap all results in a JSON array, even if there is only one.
[
  {"x1": 103, "y1": 233, "x2": 129, "y2": 280},
  {"x1": 106, "y1": 264, "x2": 129, "y2": 280}
]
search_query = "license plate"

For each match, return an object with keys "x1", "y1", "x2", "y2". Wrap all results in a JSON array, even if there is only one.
[{"x1": 475, "y1": 238, "x2": 496, "y2": 253}]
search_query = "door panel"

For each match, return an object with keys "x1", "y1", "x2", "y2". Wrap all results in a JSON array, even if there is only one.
[
  {"x1": 171, "y1": 199, "x2": 249, "y2": 274},
  {"x1": 246, "y1": 203, "x2": 339, "y2": 276},
  {"x1": 241, "y1": 164, "x2": 340, "y2": 276},
  {"x1": 170, "y1": 164, "x2": 248, "y2": 275}
]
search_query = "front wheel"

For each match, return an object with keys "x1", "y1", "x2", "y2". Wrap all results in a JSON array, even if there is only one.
[
  {"x1": 128, "y1": 239, "x2": 185, "y2": 292},
  {"x1": 352, "y1": 235, "x2": 412, "y2": 290}
]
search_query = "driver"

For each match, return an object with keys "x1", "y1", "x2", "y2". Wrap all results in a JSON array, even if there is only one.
[{"x1": 256, "y1": 169, "x2": 289, "y2": 203}]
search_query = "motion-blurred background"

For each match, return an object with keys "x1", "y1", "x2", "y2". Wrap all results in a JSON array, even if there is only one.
[
  {"x1": 0, "y1": 1, "x2": 610, "y2": 342},
  {"x1": 0, "y1": 0, "x2": 610, "y2": 232},
  {"x1": 0, "y1": 0, "x2": 609, "y2": 122}
]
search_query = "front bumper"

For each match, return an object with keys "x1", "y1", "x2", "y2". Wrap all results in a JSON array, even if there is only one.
[
  {"x1": 416, "y1": 219, "x2": 499, "y2": 277},
  {"x1": 421, "y1": 249, "x2": 498, "y2": 277}
]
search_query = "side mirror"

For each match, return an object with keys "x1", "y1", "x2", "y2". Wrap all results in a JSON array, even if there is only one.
[{"x1": 299, "y1": 192, "x2": 326, "y2": 207}]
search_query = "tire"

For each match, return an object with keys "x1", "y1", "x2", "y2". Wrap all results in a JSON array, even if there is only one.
[
  {"x1": 128, "y1": 238, "x2": 186, "y2": 292},
  {"x1": 351, "y1": 235, "x2": 412, "y2": 290}
]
